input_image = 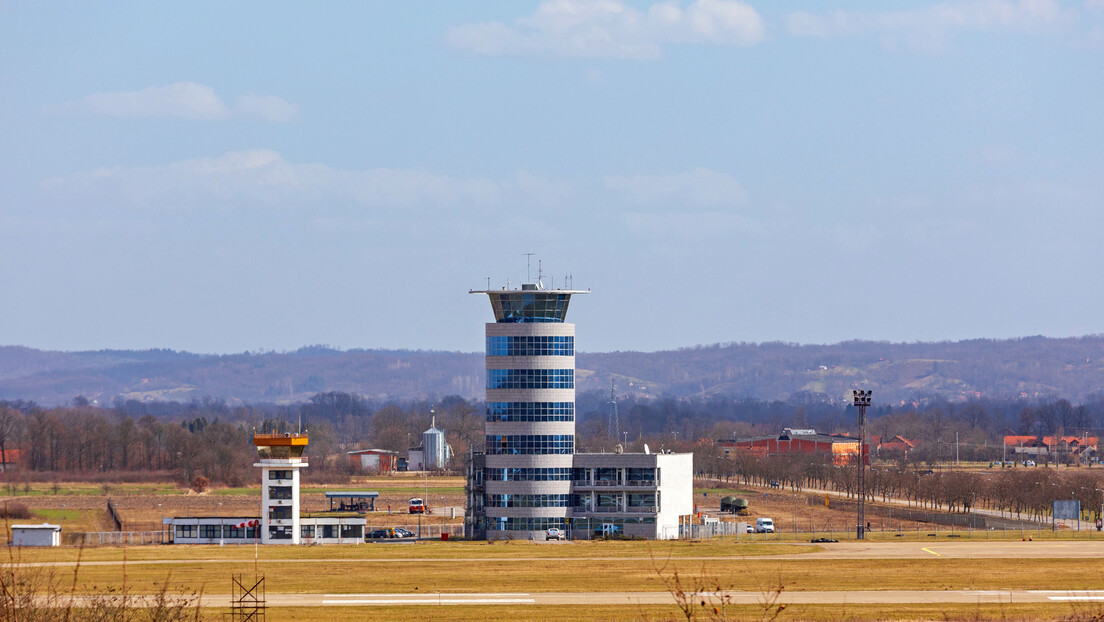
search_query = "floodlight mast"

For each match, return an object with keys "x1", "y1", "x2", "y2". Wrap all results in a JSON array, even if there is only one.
[{"x1": 852, "y1": 389, "x2": 872, "y2": 540}]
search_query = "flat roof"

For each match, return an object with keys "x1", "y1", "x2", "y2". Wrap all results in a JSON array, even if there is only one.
[
  {"x1": 254, "y1": 432, "x2": 309, "y2": 447},
  {"x1": 324, "y1": 491, "x2": 379, "y2": 498},
  {"x1": 11, "y1": 523, "x2": 61, "y2": 530}
]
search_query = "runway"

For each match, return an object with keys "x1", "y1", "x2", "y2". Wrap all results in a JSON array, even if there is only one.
[
  {"x1": 18, "y1": 540, "x2": 1104, "y2": 568},
  {"x1": 85, "y1": 589, "x2": 1104, "y2": 608}
]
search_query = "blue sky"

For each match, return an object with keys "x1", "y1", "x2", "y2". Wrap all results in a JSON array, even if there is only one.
[{"x1": 2, "y1": 1, "x2": 1103, "y2": 354}]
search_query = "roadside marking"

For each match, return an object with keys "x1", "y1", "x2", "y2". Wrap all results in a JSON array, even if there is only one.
[
  {"x1": 321, "y1": 598, "x2": 536, "y2": 605},
  {"x1": 1048, "y1": 596, "x2": 1104, "y2": 601},
  {"x1": 325, "y1": 593, "x2": 530, "y2": 597},
  {"x1": 921, "y1": 548, "x2": 940, "y2": 557}
]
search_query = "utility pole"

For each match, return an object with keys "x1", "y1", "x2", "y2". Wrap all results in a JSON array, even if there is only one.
[
  {"x1": 956, "y1": 432, "x2": 960, "y2": 466},
  {"x1": 852, "y1": 389, "x2": 872, "y2": 540}
]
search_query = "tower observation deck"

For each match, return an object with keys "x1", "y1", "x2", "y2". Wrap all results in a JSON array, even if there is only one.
[{"x1": 469, "y1": 282, "x2": 588, "y2": 540}]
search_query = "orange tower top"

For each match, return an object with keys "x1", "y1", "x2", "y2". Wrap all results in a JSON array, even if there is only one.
[{"x1": 253, "y1": 432, "x2": 308, "y2": 460}]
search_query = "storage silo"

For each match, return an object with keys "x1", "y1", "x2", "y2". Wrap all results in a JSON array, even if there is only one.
[{"x1": 422, "y1": 416, "x2": 453, "y2": 470}]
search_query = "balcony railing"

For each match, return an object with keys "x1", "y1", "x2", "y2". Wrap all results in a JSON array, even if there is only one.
[{"x1": 625, "y1": 480, "x2": 657, "y2": 487}]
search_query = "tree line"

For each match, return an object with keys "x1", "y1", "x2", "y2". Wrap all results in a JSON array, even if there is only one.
[{"x1": 697, "y1": 448, "x2": 1104, "y2": 521}]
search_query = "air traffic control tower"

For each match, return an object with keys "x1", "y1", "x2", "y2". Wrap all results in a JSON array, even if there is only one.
[
  {"x1": 254, "y1": 432, "x2": 308, "y2": 544},
  {"x1": 469, "y1": 280, "x2": 588, "y2": 540}
]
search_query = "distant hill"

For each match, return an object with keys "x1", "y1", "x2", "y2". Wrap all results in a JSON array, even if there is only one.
[{"x1": 3, "y1": 335, "x2": 1104, "y2": 406}]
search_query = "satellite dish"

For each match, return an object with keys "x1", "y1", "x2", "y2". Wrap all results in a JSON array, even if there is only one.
[{"x1": 643, "y1": 443, "x2": 650, "y2": 455}]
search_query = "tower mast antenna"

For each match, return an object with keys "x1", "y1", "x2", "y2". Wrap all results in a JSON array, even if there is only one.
[
  {"x1": 608, "y1": 379, "x2": 619, "y2": 440},
  {"x1": 524, "y1": 252, "x2": 534, "y2": 283}
]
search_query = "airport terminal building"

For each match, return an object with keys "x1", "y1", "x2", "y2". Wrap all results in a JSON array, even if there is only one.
[{"x1": 465, "y1": 280, "x2": 693, "y2": 540}]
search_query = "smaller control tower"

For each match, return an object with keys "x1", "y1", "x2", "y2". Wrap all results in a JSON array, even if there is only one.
[{"x1": 254, "y1": 432, "x2": 308, "y2": 544}]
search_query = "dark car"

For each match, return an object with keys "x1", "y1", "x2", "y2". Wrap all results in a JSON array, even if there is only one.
[{"x1": 367, "y1": 528, "x2": 394, "y2": 539}]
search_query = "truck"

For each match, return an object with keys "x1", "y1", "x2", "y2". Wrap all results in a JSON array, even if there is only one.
[
  {"x1": 755, "y1": 517, "x2": 775, "y2": 533},
  {"x1": 408, "y1": 497, "x2": 426, "y2": 514}
]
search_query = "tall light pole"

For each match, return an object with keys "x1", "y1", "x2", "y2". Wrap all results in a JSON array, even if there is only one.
[{"x1": 852, "y1": 389, "x2": 872, "y2": 540}]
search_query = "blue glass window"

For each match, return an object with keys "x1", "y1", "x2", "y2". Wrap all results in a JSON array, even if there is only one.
[
  {"x1": 485, "y1": 434, "x2": 574, "y2": 455},
  {"x1": 486, "y1": 369, "x2": 573, "y2": 390},
  {"x1": 486, "y1": 467, "x2": 572, "y2": 481},
  {"x1": 486, "y1": 402, "x2": 574, "y2": 422},
  {"x1": 486, "y1": 335, "x2": 573, "y2": 356},
  {"x1": 485, "y1": 517, "x2": 567, "y2": 531},
  {"x1": 489, "y1": 293, "x2": 571, "y2": 323},
  {"x1": 486, "y1": 494, "x2": 571, "y2": 508}
]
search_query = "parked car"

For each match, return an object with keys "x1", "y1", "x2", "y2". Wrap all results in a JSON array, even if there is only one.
[
  {"x1": 367, "y1": 528, "x2": 395, "y2": 539},
  {"x1": 394, "y1": 528, "x2": 415, "y2": 538},
  {"x1": 1024, "y1": 460, "x2": 1036, "y2": 467},
  {"x1": 755, "y1": 518, "x2": 775, "y2": 533},
  {"x1": 546, "y1": 528, "x2": 566, "y2": 541}
]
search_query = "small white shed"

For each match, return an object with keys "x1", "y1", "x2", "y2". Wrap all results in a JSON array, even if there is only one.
[{"x1": 11, "y1": 523, "x2": 61, "y2": 547}]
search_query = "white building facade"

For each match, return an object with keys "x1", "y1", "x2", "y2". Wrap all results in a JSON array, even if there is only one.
[{"x1": 254, "y1": 433, "x2": 308, "y2": 544}]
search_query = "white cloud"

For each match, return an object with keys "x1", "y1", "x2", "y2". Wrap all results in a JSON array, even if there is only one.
[
  {"x1": 55, "y1": 82, "x2": 231, "y2": 119},
  {"x1": 604, "y1": 169, "x2": 747, "y2": 208},
  {"x1": 622, "y1": 211, "x2": 763, "y2": 240},
  {"x1": 235, "y1": 94, "x2": 299, "y2": 123},
  {"x1": 51, "y1": 83, "x2": 297, "y2": 122},
  {"x1": 446, "y1": 0, "x2": 765, "y2": 59},
  {"x1": 41, "y1": 150, "x2": 555, "y2": 210},
  {"x1": 787, "y1": 0, "x2": 1072, "y2": 52}
]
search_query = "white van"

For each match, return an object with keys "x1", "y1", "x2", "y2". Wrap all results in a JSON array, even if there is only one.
[{"x1": 755, "y1": 518, "x2": 775, "y2": 533}]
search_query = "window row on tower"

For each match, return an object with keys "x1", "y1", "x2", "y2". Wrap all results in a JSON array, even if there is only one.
[
  {"x1": 487, "y1": 493, "x2": 572, "y2": 508},
  {"x1": 486, "y1": 401, "x2": 574, "y2": 422},
  {"x1": 486, "y1": 335, "x2": 574, "y2": 356},
  {"x1": 486, "y1": 369, "x2": 573, "y2": 390},
  {"x1": 485, "y1": 434, "x2": 574, "y2": 455},
  {"x1": 484, "y1": 467, "x2": 573, "y2": 481},
  {"x1": 483, "y1": 517, "x2": 567, "y2": 531},
  {"x1": 490, "y1": 293, "x2": 570, "y2": 323}
]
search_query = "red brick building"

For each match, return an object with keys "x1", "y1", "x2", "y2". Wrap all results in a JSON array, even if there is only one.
[
  {"x1": 717, "y1": 428, "x2": 867, "y2": 466},
  {"x1": 1003, "y1": 435, "x2": 1098, "y2": 460}
]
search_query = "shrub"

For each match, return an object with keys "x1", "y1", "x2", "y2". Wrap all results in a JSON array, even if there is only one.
[
  {"x1": 191, "y1": 475, "x2": 210, "y2": 493},
  {"x1": 0, "y1": 502, "x2": 31, "y2": 519}
]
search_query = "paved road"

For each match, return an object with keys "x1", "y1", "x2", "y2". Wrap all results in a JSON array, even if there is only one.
[{"x1": 80, "y1": 589, "x2": 1104, "y2": 608}]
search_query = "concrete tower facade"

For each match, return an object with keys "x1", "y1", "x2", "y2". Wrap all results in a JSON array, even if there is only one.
[
  {"x1": 253, "y1": 432, "x2": 308, "y2": 544},
  {"x1": 470, "y1": 282, "x2": 587, "y2": 540}
]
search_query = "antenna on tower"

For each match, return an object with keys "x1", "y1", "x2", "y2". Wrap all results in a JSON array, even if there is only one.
[
  {"x1": 485, "y1": 277, "x2": 491, "y2": 290},
  {"x1": 537, "y1": 260, "x2": 543, "y2": 288},
  {"x1": 524, "y1": 252, "x2": 534, "y2": 283},
  {"x1": 608, "y1": 379, "x2": 619, "y2": 441}
]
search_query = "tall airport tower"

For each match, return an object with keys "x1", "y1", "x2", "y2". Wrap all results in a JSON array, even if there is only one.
[
  {"x1": 254, "y1": 432, "x2": 308, "y2": 544},
  {"x1": 470, "y1": 279, "x2": 587, "y2": 540}
]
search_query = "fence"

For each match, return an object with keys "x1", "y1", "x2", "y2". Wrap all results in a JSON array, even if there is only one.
[
  {"x1": 106, "y1": 499, "x2": 123, "y2": 531},
  {"x1": 379, "y1": 523, "x2": 465, "y2": 540},
  {"x1": 684, "y1": 516, "x2": 1102, "y2": 541},
  {"x1": 62, "y1": 524, "x2": 466, "y2": 546}
]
